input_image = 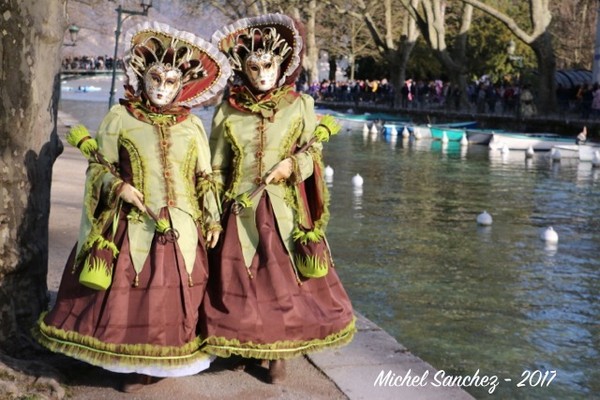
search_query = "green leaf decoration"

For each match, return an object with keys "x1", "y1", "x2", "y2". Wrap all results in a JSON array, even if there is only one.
[
  {"x1": 236, "y1": 192, "x2": 254, "y2": 209},
  {"x1": 155, "y1": 218, "x2": 172, "y2": 234}
]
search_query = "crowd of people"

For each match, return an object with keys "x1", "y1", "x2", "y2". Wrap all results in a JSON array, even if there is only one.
[
  {"x1": 63, "y1": 53, "x2": 600, "y2": 120},
  {"x1": 299, "y1": 77, "x2": 600, "y2": 119},
  {"x1": 62, "y1": 55, "x2": 123, "y2": 71}
]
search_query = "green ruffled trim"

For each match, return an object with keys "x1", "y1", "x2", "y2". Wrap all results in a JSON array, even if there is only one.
[
  {"x1": 119, "y1": 136, "x2": 145, "y2": 197},
  {"x1": 223, "y1": 122, "x2": 243, "y2": 201},
  {"x1": 201, "y1": 317, "x2": 356, "y2": 360},
  {"x1": 34, "y1": 313, "x2": 210, "y2": 368},
  {"x1": 279, "y1": 117, "x2": 303, "y2": 160}
]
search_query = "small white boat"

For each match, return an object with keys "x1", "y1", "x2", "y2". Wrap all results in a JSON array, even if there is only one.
[
  {"x1": 489, "y1": 132, "x2": 572, "y2": 151},
  {"x1": 552, "y1": 142, "x2": 600, "y2": 162}
]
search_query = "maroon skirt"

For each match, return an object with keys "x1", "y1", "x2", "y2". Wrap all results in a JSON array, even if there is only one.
[
  {"x1": 34, "y1": 208, "x2": 212, "y2": 377},
  {"x1": 199, "y1": 194, "x2": 355, "y2": 360}
]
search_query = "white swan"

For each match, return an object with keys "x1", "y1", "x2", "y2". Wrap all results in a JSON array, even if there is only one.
[
  {"x1": 476, "y1": 211, "x2": 493, "y2": 226},
  {"x1": 540, "y1": 226, "x2": 559, "y2": 243},
  {"x1": 324, "y1": 165, "x2": 334, "y2": 178},
  {"x1": 352, "y1": 174, "x2": 364, "y2": 187}
]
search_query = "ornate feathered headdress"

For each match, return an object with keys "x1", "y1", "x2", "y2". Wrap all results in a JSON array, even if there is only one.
[
  {"x1": 122, "y1": 21, "x2": 231, "y2": 108},
  {"x1": 211, "y1": 14, "x2": 304, "y2": 88}
]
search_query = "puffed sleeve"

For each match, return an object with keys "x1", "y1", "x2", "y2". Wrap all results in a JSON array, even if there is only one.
[
  {"x1": 190, "y1": 115, "x2": 222, "y2": 232},
  {"x1": 93, "y1": 105, "x2": 125, "y2": 207},
  {"x1": 289, "y1": 94, "x2": 323, "y2": 184},
  {"x1": 75, "y1": 105, "x2": 124, "y2": 260},
  {"x1": 209, "y1": 102, "x2": 233, "y2": 199}
]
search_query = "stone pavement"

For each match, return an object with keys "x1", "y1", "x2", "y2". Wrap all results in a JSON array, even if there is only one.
[{"x1": 45, "y1": 111, "x2": 475, "y2": 399}]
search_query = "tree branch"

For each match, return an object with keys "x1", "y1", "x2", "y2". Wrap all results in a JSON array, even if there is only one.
[{"x1": 459, "y1": 0, "x2": 536, "y2": 43}]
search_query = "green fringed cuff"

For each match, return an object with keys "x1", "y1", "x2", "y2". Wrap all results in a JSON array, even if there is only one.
[
  {"x1": 200, "y1": 317, "x2": 356, "y2": 360},
  {"x1": 205, "y1": 222, "x2": 223, "y2": 233}
]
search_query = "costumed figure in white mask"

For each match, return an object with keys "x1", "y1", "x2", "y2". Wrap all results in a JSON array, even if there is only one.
[
  {"x1": 199, "y1": 14, "x2": 355, "y2": 384},
  {"x1": 34, "y1": 21, "x2": 231, "y2": 392}
]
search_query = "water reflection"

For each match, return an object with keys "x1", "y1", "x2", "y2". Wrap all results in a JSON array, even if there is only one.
[
  {"x1": 322, "y1": 125, "x2": 599, "y2": 400},
  {"x1": 59, "y1": 77, "x2": 600, "y2": 400},
  {"x1": 543, "y1": 242, "x2": 558, "y2": 256}
]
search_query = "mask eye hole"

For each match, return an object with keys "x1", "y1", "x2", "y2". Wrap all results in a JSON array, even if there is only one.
[{"x1": 151, "y1": 74, "x2": 161, "y2": 84}]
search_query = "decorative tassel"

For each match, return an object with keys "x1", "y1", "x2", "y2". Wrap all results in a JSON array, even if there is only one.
[
  {"x1": 66, "y1": 125, "x2": 97, "y2": 158},
  {"x1": 314, "y1": 115, "x2": 341, "y2": 143}
]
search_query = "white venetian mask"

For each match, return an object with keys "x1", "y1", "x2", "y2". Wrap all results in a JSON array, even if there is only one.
[
  {"x1": 244, "y1": 50, "x2": 282, "y2": 92},
  {"x1": 143, "y1": 64, "x2": 183, "y2": 107}
]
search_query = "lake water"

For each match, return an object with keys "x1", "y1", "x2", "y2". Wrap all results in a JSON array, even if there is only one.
[{"x1": 59, "y1": 76, "x2": 600, "y2": 399}]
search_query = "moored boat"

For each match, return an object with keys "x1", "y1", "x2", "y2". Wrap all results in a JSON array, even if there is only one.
[
  {"x1": 489, "y1": 132, "x2": 572, "y2": 151},
  {"x1": 466, "y1": 128, "x2": 505, "y2": 145},
  {"x1": 552, "y1": 142, "x2": 600, "y2": 161},
  {"x1": 316, "y1": 108, "x2": 410, "y2": 131},
  {"x1": 430, "y1": 121, "x2": 478, "y2": 141}
]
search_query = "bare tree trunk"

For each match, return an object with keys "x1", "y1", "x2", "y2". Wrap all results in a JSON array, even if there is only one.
[
  {"x1": 0, "y1": 0, "x2": 66, "y2": 353},
  {"x1": 302, "y1": 1, "x2": 320, "y2": 85},
  {"x1": 532, "y1": 32, "x2": 557, "y2": 113}
]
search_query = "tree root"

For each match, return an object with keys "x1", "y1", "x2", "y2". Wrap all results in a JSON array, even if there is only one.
[{"x1": 0, "y1": 351, "x2": 66, "y2": 400}]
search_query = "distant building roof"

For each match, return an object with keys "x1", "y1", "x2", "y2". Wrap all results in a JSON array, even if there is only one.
[{"x1": 556, "y1": 69, "x2": 592, "y2": 89}]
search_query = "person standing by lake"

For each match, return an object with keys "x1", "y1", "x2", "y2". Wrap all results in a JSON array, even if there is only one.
[
  {"x1": 199, "y1": 13, "x2": 356, "y2": 384},
  {"x1": 34, "y1": 21, "x2": 231, "y2": 392},
  {"x1": 519, "y1": 84, "x2": 537, "y2": 118}
]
